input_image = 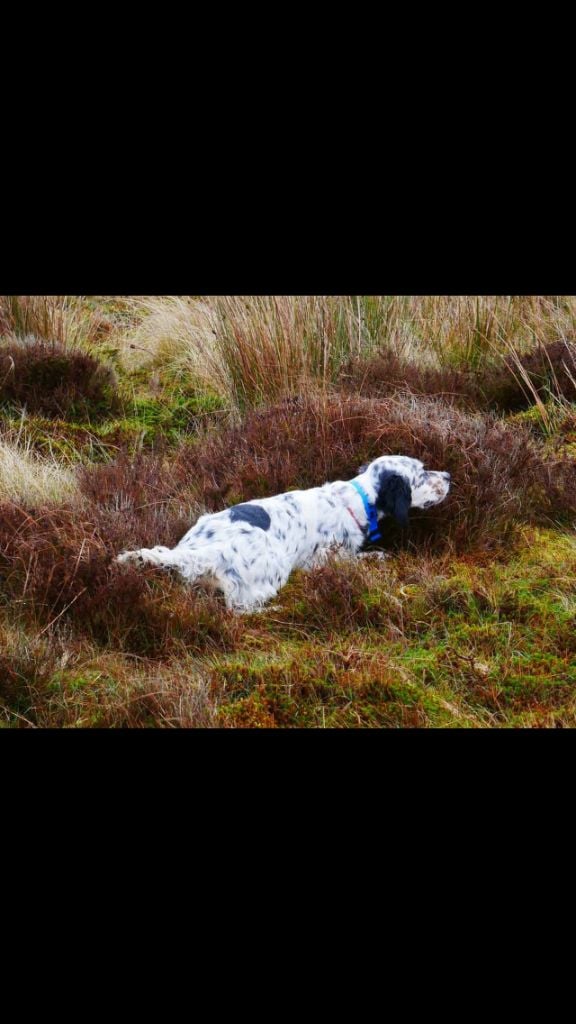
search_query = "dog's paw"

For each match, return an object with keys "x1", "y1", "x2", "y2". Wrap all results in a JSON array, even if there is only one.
[{"x1": 358, "y1": 550, "x2": 391, "y2": 561}]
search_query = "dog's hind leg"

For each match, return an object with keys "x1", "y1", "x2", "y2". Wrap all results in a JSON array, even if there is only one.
[{"x1": 217, "y1": 572, "x2": 286, "y2": 614}]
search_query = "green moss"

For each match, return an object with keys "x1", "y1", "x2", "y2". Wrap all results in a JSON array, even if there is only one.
[
  {"x1": 1, "y1": 382, "x2": 228, "y2": 462},
  {"x1": 211, "y1": 641, "x2": 472, "y2": 728},
  {"x1": 206, "y1": 525, "x2": 576, "y2": 727},
  {"x1": 119, "y1": 387, "x2": 226, "y2": 446},
  {"x1": 508, "y1": 404, "x2": 576, "y2": 456}
]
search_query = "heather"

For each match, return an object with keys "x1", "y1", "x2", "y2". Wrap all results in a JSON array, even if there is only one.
[{"x1": 1, "y1": 294, "x2": 575, "y2": 728}]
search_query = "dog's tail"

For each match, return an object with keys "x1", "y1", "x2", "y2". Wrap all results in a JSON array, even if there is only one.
[
  {"x1": 116, "y1": 546, "x2": 178, "y2": 569},
  {"x1": 116, "y1": 546, "x2": 224, "y2": 595}
]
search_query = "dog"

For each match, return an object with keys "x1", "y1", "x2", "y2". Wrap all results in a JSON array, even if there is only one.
[{"x1": 117, "y1": 455, "x2": 451, "y2": 612}]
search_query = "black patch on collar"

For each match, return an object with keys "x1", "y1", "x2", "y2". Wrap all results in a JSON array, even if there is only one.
[{"x1": 229, "y1": 503, "x2": 271, "y2": 531}]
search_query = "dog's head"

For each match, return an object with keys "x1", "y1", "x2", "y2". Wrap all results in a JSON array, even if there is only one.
[{"x1": 356, "y1": 455, "x2": 451, "y2": 527}]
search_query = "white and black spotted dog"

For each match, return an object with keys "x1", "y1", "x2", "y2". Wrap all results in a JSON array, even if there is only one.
[{"x1": 117, "y1": 456, "x2": 450, "y2": 612}]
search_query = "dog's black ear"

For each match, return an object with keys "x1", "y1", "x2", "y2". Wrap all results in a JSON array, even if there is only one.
[{"x1": 374, "y1": 470, "x2": 412, "y2": 527}]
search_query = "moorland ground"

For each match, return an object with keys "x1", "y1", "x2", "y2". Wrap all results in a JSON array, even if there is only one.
[{"x1": 1, "y1": 295, "x2": 575, "y2": 728}]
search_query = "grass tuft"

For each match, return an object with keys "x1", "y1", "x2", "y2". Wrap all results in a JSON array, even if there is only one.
[{"x1": 0, "y1": 438, "x2": 80, "y2": 505}]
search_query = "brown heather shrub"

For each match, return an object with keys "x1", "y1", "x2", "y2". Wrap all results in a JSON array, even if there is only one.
[
  {"x1": 80, "y1": 395, "x2": 383, "y2": 520},
  {"x1": 76, "y1": 452, "x2": 200, "y2": 549},
  {"x1": 78, "y1": 451, "x2": 176, "y2": 515},
  {"x1": 158, "y1": 393, "x2": 576, "y2": 552},
  {"x1": 76, "y1": 392, "x2": 576, "y2": 555},
  {"x1": 0, "y1": 503, "x2": 241, "y2": 657},
  {"x1": 69, "y1": 393, "x2": 576, "y2": 603},
  {"x1": 0, "y1": 338, "x2": 119, "y2": 420},
  {"x1": 340, "y1": 339, "x2": 576, "y2": 413},
  {"x1": 295, "y1": 561, "x2": 388, "y2": 631},
  {"x1": 170, "y1": 394, "x2": 381, "y2": 506},
  {"x1": 78, "y1": 569, "x2": 241, "y2": 657},
  {"x1": 340, "y1": 351, "x2": 514, "y2": 410}
]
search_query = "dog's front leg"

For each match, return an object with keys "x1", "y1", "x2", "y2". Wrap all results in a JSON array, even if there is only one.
[{"x1": 357, "y1": 550, "x2": 392, "y2": 561}]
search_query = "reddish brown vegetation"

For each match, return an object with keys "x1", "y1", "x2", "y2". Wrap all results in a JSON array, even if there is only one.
[
  {"x1": 340, "y1": 340, "x2": 576, "y2": 412},
  {"x1": 0, "y1": 502, "x2": 241, "y2": 657},
  {"x1": 272, "y1": 560, "x2": 400, "y2": 633},
  {"x1": 154, "y1": 394, "x2": 576, "y2": 552},
  {"x1": 0, "y1": 340, "x2": 118, "y2": 420},
  {"x1": 76, "y1": 393, "x2": 576, "y2": 559}
]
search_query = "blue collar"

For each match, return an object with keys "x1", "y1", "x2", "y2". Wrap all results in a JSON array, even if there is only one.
[{"x1": 349, "y1": 480, "x2": 381, "y2": 542}]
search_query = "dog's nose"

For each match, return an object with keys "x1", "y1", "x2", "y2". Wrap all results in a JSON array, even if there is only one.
[{"x1": 443, "y1": 472, "x2": 451, "y2": 481}]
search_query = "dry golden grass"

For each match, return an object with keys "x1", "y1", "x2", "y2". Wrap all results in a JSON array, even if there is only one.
[
  {"x1": 105, "y1": 295, "x2": 576, "y2": 413},
  {"x1": 0, "y1": 295, "x2": 114, "y2": 350},
  {"x1": 378, "y1": 295, "x2": 576, "y2": 366},
  {"x1": 0, "y1": 436, "x2": 80, "y2": 505},
  {"x1": 116, "y1": 296, "x2": 219, "y2": 375}
]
